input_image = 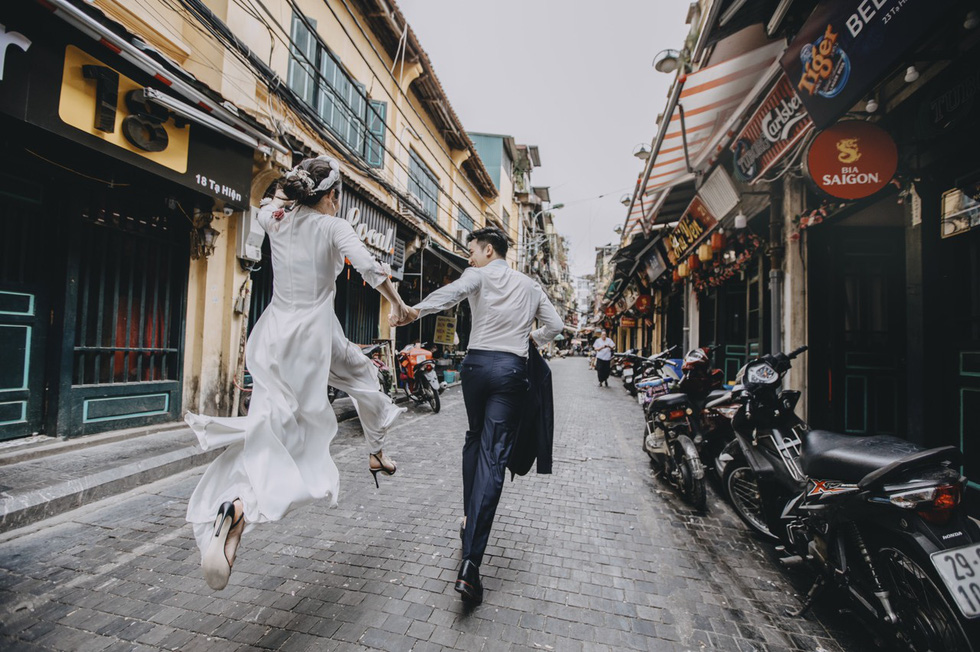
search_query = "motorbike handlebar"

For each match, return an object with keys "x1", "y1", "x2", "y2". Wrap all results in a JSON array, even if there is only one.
[{"x1": 788, "y1": 345, "x2": 808, "y2": 359}]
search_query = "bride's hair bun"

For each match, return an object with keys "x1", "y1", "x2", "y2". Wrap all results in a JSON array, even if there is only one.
[{"x1": 280, "y1": 156, "x2": 342, "y2": 205}]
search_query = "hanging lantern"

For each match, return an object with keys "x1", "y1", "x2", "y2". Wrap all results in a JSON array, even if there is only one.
[
  {"x1": 711, "y1": 230, "x2": 726, "y2": 252},
  {"x1": 688, "y1": 254, "x2": 700, "y2": 271},
  {"x1": 677, "y1": 262, "x2": 689, "y2": 278},
  {"x1": 699, "y1": 243, "x2": 713, "y2": 262},
  {"x1": 672, "y1": 269, "x2": 681, "y2": 283}
]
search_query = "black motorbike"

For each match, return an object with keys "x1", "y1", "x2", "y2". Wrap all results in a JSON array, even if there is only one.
[
  {"x1": 714, "y1": 346, "x2": 979, "y2": 650},
  {"x1": 643, "y1": 345, "x2": 732, "y2": 511}
]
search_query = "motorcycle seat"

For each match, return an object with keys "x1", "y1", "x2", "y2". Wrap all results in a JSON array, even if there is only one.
[
  {"x1": 800, "y1": 430, "x2": 925, "y2": 483},
  {"x1": 650, "y1": 393, "x2": 689, "y2": 410}
]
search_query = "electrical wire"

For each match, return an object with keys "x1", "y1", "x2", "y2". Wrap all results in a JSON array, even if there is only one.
[
  {"x1": 161, "y1": 0, "x2": 532, "y2": 253},
  {"x1": 25, "y1": 149, "x2": 131, "y2": 187},
  {"x1": 240, "y1": 0, "x2": 510, "y2": 233}
]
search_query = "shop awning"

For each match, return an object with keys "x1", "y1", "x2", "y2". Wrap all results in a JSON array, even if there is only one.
[
  {"x1": 425, "y1": 241, "x2": 469, "y2": 274},
  {"x1": 624, "y1": 41, "x2": 785, "y2": 239}
]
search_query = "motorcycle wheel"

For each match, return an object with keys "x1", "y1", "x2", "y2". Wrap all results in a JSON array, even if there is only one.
[
  {"x1": 423, "y1": 377, "x2": 441, "y2": 413},
  {"x1": 875, "y1": 544, "x2": 975, "y2": 652},
  {"x1": 722, "y1": 454, "x2": 776, "y2": 540},
  {"x1": 674, "y1": 436, "x2": 706, "y2": 511}
]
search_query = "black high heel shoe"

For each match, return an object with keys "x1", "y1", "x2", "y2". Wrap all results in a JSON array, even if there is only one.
[
  {"x1": 369, "y1": 452, "x2": 397, "y2": 488},
  {"x1": 202, "y1": 500, "x2": 244, "y2": 590}
]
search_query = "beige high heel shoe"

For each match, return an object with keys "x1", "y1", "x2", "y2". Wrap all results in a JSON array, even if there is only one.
[{"x1": 202, "y1": 499, "x2": 244, "y2": 590}]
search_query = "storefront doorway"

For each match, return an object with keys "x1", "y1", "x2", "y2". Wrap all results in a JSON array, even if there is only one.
[
  {"x1": 809, "y1": 226, "x2": 907, "y2": 437},
  {"x1": 0, "y1": 135, "x2": 192, "y2": 440}
]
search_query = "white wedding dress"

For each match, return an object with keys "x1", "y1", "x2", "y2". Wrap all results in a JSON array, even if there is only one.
[{"x1": 185, "y1": 203, "x2": 404, "y2": 554}]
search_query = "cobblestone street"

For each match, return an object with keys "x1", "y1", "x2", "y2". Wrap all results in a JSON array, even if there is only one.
[{"x1": 0, "y1": 358, "x2": 872, "y2": 651}]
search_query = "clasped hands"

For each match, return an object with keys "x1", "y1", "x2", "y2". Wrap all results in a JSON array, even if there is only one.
[{"x1": 389, "y1": 303, "x2": 419, "y2": 327}]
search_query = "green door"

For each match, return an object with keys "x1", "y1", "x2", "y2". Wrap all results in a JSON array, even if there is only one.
[
  {"x1": 0, "y1": 176, "x2": 48, "y2": 440},
  {"x1": 810, "y1": 227, "x2": 906, "y2": 436}
]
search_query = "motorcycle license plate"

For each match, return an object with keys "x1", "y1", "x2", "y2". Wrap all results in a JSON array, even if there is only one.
[
  {"x1": 415, "y1": 355, "x2": 426, "y2": 365},
  {"x1": 624, "y1": 369, "x2": 633, "y2": 378},
  {"x1": 930, "y1": 543, "x2": 980, "y2": 619}
]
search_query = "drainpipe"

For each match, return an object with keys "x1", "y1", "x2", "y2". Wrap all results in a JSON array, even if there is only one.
[{"x1": 769, "y1": 182, "x2": 784, "y2": 354}]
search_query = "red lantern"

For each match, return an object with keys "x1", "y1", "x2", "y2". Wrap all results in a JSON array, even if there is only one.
[
  {"x1": 688, "y1": 254, "x2": 700, "y2": 271},
  {"x1": 711, "y1": 230, "x2": 726, "y2": 252},
  {"x1": 672, "y1": 269, "x2": 681, "y2": 283},
  {"x1": 635, "y1": 295, "x2": 652, "y2": 313},
  {"x1": 604, "y1": 305, "x2": 616, "y2": 317}
]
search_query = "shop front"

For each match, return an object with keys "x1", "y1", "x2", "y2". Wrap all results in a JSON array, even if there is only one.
[
  {"x1": 693, "y1": 221, "x2": 769, "y2": 384},
  {"x1": 0, "y1": 3, "x2": 253, "y2": 439},
  {"x1": 396, "y1": 240, "x2": 469, "y2": 378}
]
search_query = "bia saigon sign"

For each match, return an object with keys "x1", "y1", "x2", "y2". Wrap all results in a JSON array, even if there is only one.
[{"x1": 806, "y1": 121, "x2": 897, "y2": 200}]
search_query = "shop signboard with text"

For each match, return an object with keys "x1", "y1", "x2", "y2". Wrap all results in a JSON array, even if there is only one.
[
  {"x1": 433, "y1": 316, "x2": 457, "y2": 346},
  {"x1": 731, "y1": 74, "x2": 814, "y2": 183},
  {"x1": 780, "y1": 0, "x2": 953, "y2": 130},
  {"x1": 806, "y1": 120, "x2": 897, "y2": 200},
  {"x1": 0, "y1": 5, "x2": 252, "y2": 207},
  {"x1": 665, "y1": 196, "x2": 718, "y2": 265}
]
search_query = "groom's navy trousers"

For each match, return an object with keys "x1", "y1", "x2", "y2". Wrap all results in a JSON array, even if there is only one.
[{"x1": 459, "y1": 349, "x2": 529, "y2": 566}]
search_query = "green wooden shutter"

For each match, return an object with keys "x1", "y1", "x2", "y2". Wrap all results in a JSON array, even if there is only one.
[{"x1": 366, "y1": 100, "x2": 386, "y2": 168}]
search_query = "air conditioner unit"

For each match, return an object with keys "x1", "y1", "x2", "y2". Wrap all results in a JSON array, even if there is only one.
[{"x1": 237, "y1": 206, "x2": 266, "y2": 263}]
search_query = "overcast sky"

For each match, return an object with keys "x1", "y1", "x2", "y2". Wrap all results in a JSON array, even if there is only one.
[{"x1": 397, "y1": 0, "x2": 692, "y2": 277}]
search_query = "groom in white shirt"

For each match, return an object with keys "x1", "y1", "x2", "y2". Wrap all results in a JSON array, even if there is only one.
[{"x1": 393, "y1": 227, "x2": 563, "y2": 604}]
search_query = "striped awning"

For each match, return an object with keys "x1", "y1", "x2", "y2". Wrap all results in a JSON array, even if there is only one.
[{"x1": 624, "y1": 41, "x2": 785, "y2": 240}]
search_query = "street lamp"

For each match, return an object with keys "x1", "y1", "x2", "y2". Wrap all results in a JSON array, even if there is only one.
[
  {"x1": 620, "y1": 194, "x2": 631, "y2": 207},
  {"x1": 633, "y1": 143, "x2": 651, "y2": 160},
  {"x1": 653, "y1": 49, "x2": 682, "y2": 74},
  {"x1": 524, "y1": 203, "x2": 564, "y2": 274}
]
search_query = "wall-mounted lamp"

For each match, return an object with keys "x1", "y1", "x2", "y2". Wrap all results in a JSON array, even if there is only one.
[
  {"x1": 190, "y1": 210, "x2": 220, "y2": 259},
  {"x1": 965, "y1": 10, "x2": 979, "y2": 30},
  {"x1": 865, "y1": 95, "x2": 879, "y2": 113},
  {"x1": 653, "y1": 49, "x2": 682, "y2": 74},
  {"x1": 733, "y1": 210, "x2": 747, "y2": 230},
  {"x1": 904, "y1": 65, "x2": 920, "y2": 83}
]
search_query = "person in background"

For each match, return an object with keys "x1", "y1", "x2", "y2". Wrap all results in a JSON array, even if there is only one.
[{"x1": 593, "y1": 330, "x2": 615, "y2": 387}]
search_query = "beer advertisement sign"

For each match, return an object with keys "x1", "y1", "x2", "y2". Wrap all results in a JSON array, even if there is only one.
[
  {"x1": 731, "y1": 74, "x2": 814, "y2": 183},
  {"x1": 665, "y1": 197, "x2": 718, "y2": 265},
  {"x1": 780, "y1": 0, "x2": 953, "y2": 130},
  {"x1": 806, "y1": 121, "x2": 898, "y2": 200}
]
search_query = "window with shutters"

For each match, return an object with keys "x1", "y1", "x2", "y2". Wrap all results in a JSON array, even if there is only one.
[
  {"x1": 408, "y1": 150, "x2": 440, "y2": 221},
  {"x1": 456, "y1": 207, "x2": 474, "y2": 242},
  {"x1": 288, "y1": 13, "x2": 386, "y2": 164}
]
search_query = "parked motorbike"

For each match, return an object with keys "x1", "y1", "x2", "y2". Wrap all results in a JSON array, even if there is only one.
[
  {"x1": 715, "y1": 346, "x2": 979, "y2": 650},
  {"x1": 397, "y1": 343, "x2": 441, "y2": 413},
  {"x1": 610, "y1": 351, "x2": 628, "y2": 378},
  {"x1": 642, "y1": 345, "x2": 731, "y2": 510},
  {"x1": 360, "y1": 343, "x2": 394, "y2": 397}
]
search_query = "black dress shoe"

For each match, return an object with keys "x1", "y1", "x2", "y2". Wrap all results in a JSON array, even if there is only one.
[{"x1": 455, "y1": 559, "x2": 483, "y2": 604}]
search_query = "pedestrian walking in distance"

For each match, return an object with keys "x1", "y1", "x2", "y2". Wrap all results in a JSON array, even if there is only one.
[
  {"x1": 593, "y1": 330, "x2": 615, "y2": 387},
  {"x1": 393, "y1": 226, "x2": 563, "y2": 604},
  {"x1": 184, "y1": 156, "x2": 412, "y2": 591}
]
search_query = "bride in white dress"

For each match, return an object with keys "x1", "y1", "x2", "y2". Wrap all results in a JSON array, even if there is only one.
[{"x1": 185, "y1": 156, "x2": 412, "y2": 590}]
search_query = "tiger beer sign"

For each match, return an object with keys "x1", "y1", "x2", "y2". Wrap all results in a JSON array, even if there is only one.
[
  {"x1": 806, "y1": 121, "x2": 897, "y2": 200},
  {"x1": 781, "y1": 0, "x2": 953, "y2": 129}
]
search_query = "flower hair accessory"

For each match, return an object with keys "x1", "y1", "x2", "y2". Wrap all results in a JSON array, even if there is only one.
[{"x1": 283, "y1": 167, "x2": 316, "y2": 192}]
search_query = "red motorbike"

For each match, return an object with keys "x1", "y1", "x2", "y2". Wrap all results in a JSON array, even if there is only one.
[{"x1": 397, "y1": 343, "x2": 441, "y2": 413}]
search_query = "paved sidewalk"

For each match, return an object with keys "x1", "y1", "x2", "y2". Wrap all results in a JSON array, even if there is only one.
[{"x1": 0, "y1": 359, "x2": 870, "y2": 651}]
